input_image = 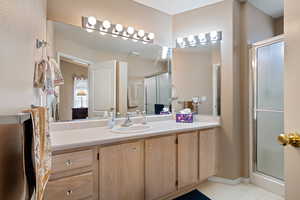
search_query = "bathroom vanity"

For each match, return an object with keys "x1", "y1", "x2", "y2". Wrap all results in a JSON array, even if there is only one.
[
  {"x1": 44, "y1": 18, "x2": 222, "y2": 200},
  {"x1": 45, "y1": 119, "x2": 219, "y2": 200}
]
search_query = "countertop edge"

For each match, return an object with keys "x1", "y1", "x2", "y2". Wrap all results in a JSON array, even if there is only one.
[{"x1": 51, "y1": 123, "x2": 220, "y2": 152}]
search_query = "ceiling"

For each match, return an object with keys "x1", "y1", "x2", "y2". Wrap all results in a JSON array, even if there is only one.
[
  {"x1": 133, "y1": 0, "x2": 224, "y2": 15},
  {"x1": 248, "y1": 0, "x2": 284, "y2": 18}
]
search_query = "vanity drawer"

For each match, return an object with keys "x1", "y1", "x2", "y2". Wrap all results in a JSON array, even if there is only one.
[
  {"x1": 52, "y1": 150, "x2": 93, "y2": 174},
  {"x1": 44, "y1": 172, "x2": 94, "y2": 200}
]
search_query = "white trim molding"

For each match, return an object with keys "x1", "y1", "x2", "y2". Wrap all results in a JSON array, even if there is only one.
[{"x1": 208, "y1": 176, "x2": 250, "y2": 185}]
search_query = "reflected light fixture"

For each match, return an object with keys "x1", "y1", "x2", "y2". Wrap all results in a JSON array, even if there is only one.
[
  {"x1": 198, "y1": 33, "x2": 207, "y2": 43},
  {"x1": 210, "y1": 31, "x2": 219, "y2": 41},
  {"x1": 188, "y1": 35, "x2": 196, "y2": 46},
  {"x1": 82, "y1": 16, "x2": 155, "y2": 44}
]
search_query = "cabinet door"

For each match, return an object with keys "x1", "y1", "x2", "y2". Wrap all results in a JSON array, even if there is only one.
[
  {"x1": 145, "y1": 135, "x2": 177, "y2": 200},
  {"x1": 99, "y1": 141, "x2": 144, "y2": 200},
  {"x1": 178, "y1": 132, "x2": 199, "y2": 188},
  {"x1": 199, "y1": 129, "x2": 218, "y2": 182}
]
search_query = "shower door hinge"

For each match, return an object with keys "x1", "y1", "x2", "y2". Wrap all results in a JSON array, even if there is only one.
[
  {"x1": 97, "y1": 153, "x2": 100, "y2": 160},
  {"x1": 175, "y1": 138, "x2": 178, "y2": 144},
  {"x1": 175, "y1": 180, "x2": 178, "y2": 186}
]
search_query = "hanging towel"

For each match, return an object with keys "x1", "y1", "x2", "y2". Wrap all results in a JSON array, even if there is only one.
[
  {"x1": 49, "y1": 58, "x2": 64, "y2": 87},
  {"x1": 33, "y1": 58, "x2": 64, "y2": 92},
  {"x1": 33, "y1": 60, "x2": 48, "y2": 89},
  {"x1": 23, "y1": 106, "x2": 52, "y2": 200}
]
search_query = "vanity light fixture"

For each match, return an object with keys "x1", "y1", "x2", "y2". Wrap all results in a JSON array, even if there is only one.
[
  {"x1": 127, "y1": 27, "x2": 135, "y2": 35},
  {"x1": 87, "y1": 16, "x2": 97, "y2": 27},
  {"x1": 86, "y1": 28, "x2": 94, "y2": 33},
  {"x1": 100, "y1": 20, "x2": 111, "y2": 31},
  {"x1": 82, "y1": 16, "x2": 155, "y2": 44},
  {"x1": 176, "y1": 31, "x2": 222, "y2": 48},
  {"x1": 138, "y1": 30, "x2": 145, "y2": 38}
]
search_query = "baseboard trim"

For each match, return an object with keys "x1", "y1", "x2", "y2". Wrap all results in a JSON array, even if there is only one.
[{"x1": 208, "y1": 176, "x2": 250, "y2": 185}]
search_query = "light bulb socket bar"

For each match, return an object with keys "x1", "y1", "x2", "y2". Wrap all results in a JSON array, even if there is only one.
[
  {"x1": 176, "y1": 31, "x2": 222, "y2": 48},
  {"x1": 82, "y1": 16, "x2": 154, "y2": 44}
]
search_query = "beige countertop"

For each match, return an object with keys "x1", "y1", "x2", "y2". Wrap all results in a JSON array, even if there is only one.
[{"x1": 51, "y1": 119, "x2": 220, "y2": 151}]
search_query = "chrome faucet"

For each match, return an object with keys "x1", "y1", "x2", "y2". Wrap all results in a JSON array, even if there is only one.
[{"x1": 121, "y1": 112, "x2": 133, "y2": 127}]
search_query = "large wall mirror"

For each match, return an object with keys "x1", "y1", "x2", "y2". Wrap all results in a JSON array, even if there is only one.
[
  {"x1": 172, "y1": 42, "x2": 221, "y2": 116},
  {"x1": 47, "y1": 21, "x2": 172, "y2": 122}
]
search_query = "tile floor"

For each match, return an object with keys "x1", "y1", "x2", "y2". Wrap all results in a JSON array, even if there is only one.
[{"x1": 198, "y1": 181, "x2": 284, "y2": 200}]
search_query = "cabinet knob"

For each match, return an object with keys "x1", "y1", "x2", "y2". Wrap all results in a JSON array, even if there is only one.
[
  {"x1": 66, "y1": 190, "x2": 73, "y2": 196},
  {"x1": 65, "y1": 160, "x2": 73, "y2": 167}
]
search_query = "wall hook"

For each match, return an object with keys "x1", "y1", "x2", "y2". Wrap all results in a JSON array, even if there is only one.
[{"x1": 36, "y1": 39, "x2": 49, "y2": 49}]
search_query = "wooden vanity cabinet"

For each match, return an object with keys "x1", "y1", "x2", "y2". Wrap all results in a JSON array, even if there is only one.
[
  {"x1": 199, "y1": 129, "x2": 218, "y2": 182},
  {"x1": 44, "y1": 147, "x2": 98, "y2": 200},
  {"x1": 44, "y1": 128, "x2": 218, "y2": 200},
  {"x1": 177, "y1": 131, "x2": 199, "y2": 189},
  {"x1": 145, "y1": 135, "x2": 177, "y2": 200},
  {"x1": 99, "y1": 141, "x2": 144, "y2": 200}
]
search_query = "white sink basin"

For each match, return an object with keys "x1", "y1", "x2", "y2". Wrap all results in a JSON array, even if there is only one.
[{"x1": 111, "y1": 124, "x2": 152, "y2": 134}]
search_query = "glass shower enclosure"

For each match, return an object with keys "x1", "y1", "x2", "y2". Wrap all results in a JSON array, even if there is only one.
[{"x1": 251, "y1": 36, "x2": 284, "y2": 182}]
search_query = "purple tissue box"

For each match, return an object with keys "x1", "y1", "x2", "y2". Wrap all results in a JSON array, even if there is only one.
[{"x1": 176, "y1": 113, "x2": 194, "y2": 123}]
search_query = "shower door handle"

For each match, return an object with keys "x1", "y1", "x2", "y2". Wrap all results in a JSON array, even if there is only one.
[{"x1": 278, "y1": 133, "x2": 300, "y2": 147}]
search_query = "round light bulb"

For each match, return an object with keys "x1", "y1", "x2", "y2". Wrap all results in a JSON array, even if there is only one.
[
  {"x1": 188, "y1": 35, "x2": 195, "y2": 42},
  {"x1": 87, "y1": 16, "x2": 97, "y2": 26},
  {"x1": 198, "y1": 33, "x2": 207, "y2": 43},
  {"x1": 115, "y1": 24, "x2": 123, "y2": 32},
  {"x1": 210, "y1": 31, "x2": 218, "y2": 41},
  {"x1": 127, "y1": 26, "x2": 135, "y2": 35},
  {"x1": 138, "y1": 30, "x2": 145, "y2": 38},
  {"x1": 148, "y1": 32, "x2": 155, "y2": 40},
  {"x1": 102, "y1": 20, "x2": 111, "y2": 29},
  {"x1": 177, "y1": 37, "x2": 184, "y2": 44}
]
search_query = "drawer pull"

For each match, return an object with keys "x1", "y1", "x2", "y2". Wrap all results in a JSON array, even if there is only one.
[
  {"x1": 66, "y1": 190, "x2": 73, "y2": 196},
  {"x1": 65, "y1": 160, "x2": 73, "y2": 167}
]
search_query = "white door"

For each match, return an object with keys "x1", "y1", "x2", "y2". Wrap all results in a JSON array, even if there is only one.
[
  {"x1": 89, "y1": 60, "x2": 116, "y2": 118},
  {"x1": 145, "y1": 76, "x2": 157, "y2": 115},
  {"x1": 157, "y1": 73, "x2": 171, "y2": 106},
  {"x1": 283, "y1": 0, "x2": 300, "y2": 199}
]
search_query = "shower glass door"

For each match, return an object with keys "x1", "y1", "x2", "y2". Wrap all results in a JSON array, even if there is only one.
[{"x1": 254, "y1": 39, "x2": 284, "y2": 180}]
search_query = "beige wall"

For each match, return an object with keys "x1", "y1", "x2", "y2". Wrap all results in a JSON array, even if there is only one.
[
  {"x1": 239, "y1": 1, "x2": 276, "y2": 177},
  {"x1": 0, "y1": 0, "x2": 47, "y2": 114},
  {"x1": 173, "y1": 0, "x2": 242, "y2": 179},
  {"x1": 59, "y1": 60, "x2": 88, "y2": 121},
  {"x1": 47, "y1": 0, "x2": 172, "y2": 46}
]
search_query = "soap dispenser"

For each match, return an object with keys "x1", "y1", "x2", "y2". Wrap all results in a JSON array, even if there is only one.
[{"x1": 108, "y1": 112, "x2": 115, "y2": 129}]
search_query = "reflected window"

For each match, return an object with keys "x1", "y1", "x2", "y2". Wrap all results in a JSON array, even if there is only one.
[{"x1": 73, "y1": 77, "x2": 88, "y2": 108}]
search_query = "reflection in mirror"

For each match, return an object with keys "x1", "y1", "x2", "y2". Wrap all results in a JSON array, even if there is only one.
[
  {"x1": 172, "y1": 43, "x2": 221, "y2": 116},
  {"x1": 48, "y1": 21, "x2": 172, "y2": 122}
]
